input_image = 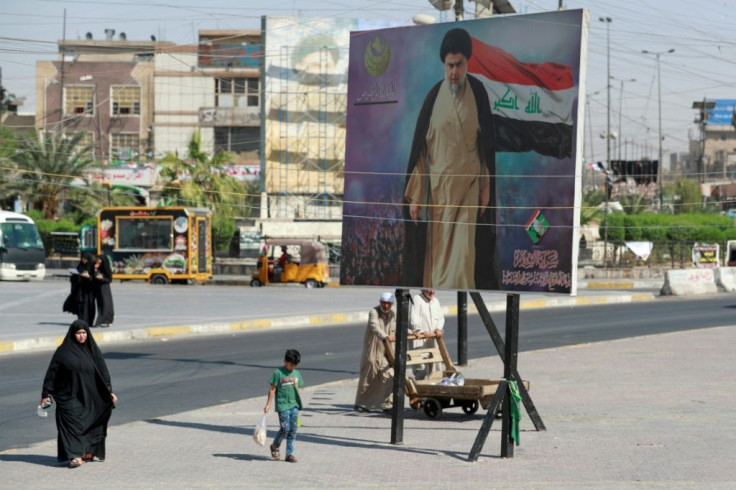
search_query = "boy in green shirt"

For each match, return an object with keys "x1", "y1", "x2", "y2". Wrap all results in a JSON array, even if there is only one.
[{"x1": 264, "y1": 349, "x2": 304, "y2": 463}]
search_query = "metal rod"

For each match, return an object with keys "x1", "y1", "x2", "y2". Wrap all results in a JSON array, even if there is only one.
[{"x1": 457, "y1": 291, "x2": 468, "y2": 366}]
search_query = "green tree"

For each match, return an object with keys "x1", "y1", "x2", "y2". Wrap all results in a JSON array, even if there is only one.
[
  {"x1": 0, "y1": 130, "x2": 95, "y2": 219},
  {"x1": 671, "y1": 178, "x2": 701, "y2": 214},
  {"x1": 0, "y1": 124, "x2": 18, "y2": 164},
  {"x1": 618, "y1": 192, "x2": 652, "y2": 215},
  {"x1": 580, "y1": 190, "x2": 604, "y2": 225}
]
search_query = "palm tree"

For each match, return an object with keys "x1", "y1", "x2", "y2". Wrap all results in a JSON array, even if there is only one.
[
  {"x1": 158, "y1": 132, "x2": 248, "y2": 249},
  {"x1": 1, "y1": 130, "x2": 95, "y2": 219},
  {"x1": 159, "y1": 132, "x2": 247, "y2": 213},
  {"x1": 618, "y1": 192, "x2": 651, "y2": 215},
  {"x1": 580, "y1": 190, "x2": 604, "y2": 225}
]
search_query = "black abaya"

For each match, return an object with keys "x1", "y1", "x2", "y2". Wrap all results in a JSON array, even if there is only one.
[
  {"x1": 63, "y1": 253, "x2": 96, "y2": 324},
  {"x1": 42, "y1": 320, "x2": 114, "y2": 462},
  {"x1": 93, "y1": 255, "x2": 115, "y2": 327}
]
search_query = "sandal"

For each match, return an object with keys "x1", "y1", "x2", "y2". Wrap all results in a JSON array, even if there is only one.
[
  {"x1": 69, "y1": 458, "x2": 83, "y2": 468},
  {"x1": 82, "y1": 453, "x2": 94, "y2": 462},
  {"x1": 269, "y1": 443, "x2": 280, "y2": 461},
  {"x1": 285, "y1": 454, "x2": 298, "y2": 463}
]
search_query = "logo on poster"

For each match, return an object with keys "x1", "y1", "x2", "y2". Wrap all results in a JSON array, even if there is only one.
[{"x1": 364, "y1": 36, "x2": 390, "y2": 77}]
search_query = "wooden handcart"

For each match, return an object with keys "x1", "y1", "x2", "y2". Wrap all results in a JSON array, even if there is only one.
[{"x1": 384, "y1": 334, "x2": 529, "y2": 419}]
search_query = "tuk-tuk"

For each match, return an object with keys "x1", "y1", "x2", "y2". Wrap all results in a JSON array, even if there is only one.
[{"x1": 250, "y1": 239, "x2": 330, "y2": 288}]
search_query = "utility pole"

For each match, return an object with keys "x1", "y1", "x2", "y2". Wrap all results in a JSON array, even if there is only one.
[
  {"x1": 454, "y1": 0, "x2": 464, "y2": 21},
  {"x1": 599, "y1": 16, "x2": 612, "y2": 267},
  {"x1": 692, "y1": 99, "x2": 714, "y2": 185},
  {"x1": 58, "y1": 8, "x2": 67, "y2": 133},
  {"x1": 611, "y1": 76, "x2": 635, "y2": 162},
  {"x1": 642, "y1": 48, "x2": 674, "y2": 209}
]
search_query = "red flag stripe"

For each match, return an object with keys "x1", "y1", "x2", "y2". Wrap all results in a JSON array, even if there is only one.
[{"x1": 467, "y1": 38, "x2": 574, "y2": 90}]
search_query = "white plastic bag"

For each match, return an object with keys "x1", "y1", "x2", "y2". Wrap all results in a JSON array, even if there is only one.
[{"x1": 253, "y1": 414, "x2": 267, "y2": 446}]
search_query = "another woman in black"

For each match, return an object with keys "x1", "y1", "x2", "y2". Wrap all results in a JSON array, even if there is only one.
[
  {"x1": 40, "y1": 320, "x2": 117, "y2": 467},
  {"x1": 93, "y1": 254, "x2": 114, "y2": 328},
  {"x1": 63, "y1": 252, "x2": 96, "y2": 324}
]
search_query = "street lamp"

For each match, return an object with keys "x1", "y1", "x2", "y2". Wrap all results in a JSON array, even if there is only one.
[
  {"x1": 642, "y1": 48, "x2": 675, "y2": 209},
  {"x1": 610, "y1": 76, "x2": 636, "y2": 162},
  {"x1": 600, "y1": 16, "x2": 612, "y2": 266}
]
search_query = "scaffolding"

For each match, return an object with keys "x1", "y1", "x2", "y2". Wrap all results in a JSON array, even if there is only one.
[{"x1": 265, "y1": 44, "x2": 345, "y2": 219}]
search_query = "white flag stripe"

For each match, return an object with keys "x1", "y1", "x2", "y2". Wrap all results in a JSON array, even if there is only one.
[{"x1": 472, "y1": 75, "x2": 575, "y2": 125}]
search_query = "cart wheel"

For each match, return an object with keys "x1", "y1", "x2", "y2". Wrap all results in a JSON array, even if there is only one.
[
  {"x1": 151, "y1": 274, "x2": 168, "y2": 285},
  {"x1": 250, "y1": 278, "x2": 262, "y2": 287},
  {"x1": 304, "y1": 279, "x2": 318, "y2": 289},
  {"x1": 423, "y1": 398, "x2": 442, "y2": 419},
  {"x1": 461, "y1": 400, "x2": 479, "y2": 415}
]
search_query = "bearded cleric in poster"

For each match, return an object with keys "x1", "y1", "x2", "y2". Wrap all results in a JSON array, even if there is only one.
[
  {"x1": 403, "y1": 28, "x2": 498, "y2": 291},
  {"x1": 340, "y1": 10, "x2": 587, "y2": 294}
]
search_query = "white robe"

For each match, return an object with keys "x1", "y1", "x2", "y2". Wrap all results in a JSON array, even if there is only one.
[{"x1": 409, "y1": 293, "x2": 445, "y2": 379}]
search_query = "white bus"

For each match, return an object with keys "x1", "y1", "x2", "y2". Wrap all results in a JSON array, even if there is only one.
[{"x1": 0, "y1": 211, "x2": 46, "y2": 281}]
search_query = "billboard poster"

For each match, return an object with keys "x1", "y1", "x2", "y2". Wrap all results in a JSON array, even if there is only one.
[
  {"x1": 705, "y1": 99, "x2": 736, "y2": 126},
  {"x1": 340, "y1": 10, "x2": 588, "y2": 294}
]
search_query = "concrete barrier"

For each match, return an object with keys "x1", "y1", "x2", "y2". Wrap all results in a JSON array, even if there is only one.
[
  {"x1": 715, "y1": 267, "x2": 736, "y2": 292},
  {"x1": 660, "y1": 268, "x2": 718, "y2": 296}
]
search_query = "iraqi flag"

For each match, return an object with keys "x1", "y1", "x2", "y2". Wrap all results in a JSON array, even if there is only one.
[{"x1": 467, "y1": 37, "x2": 576, "y2": 159}]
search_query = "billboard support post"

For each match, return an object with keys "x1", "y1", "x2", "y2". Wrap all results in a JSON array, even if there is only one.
[
  {"x1": 468, "y1": 293, "x2": 526, "y2": 461},
  {"x1": 390, "y1": 288, "x2": 410, "y2": 444},
  {"x1": 457, "y1": 291, "x2": 468, "y2": 366},
  {"x1": 469, "y1": 291, "x2": 545, "y2": 431}
]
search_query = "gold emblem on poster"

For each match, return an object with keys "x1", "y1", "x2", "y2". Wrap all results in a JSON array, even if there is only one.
[{"x1": 364, "y1": 36, "x2": 390, "y2": 77}]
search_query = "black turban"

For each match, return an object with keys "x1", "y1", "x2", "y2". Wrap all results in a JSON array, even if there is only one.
[{"x1": 439, "y1": 28, "x2": 472, "y2": 62}]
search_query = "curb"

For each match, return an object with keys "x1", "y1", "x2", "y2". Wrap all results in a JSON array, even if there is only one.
[{"x1": 0, "y1": 292, "x2": 657, "y2": 355}]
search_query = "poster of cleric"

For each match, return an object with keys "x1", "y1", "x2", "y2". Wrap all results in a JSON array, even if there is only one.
[{"x1": 340, "y1": 9, "x2": 588, "y2": 294}]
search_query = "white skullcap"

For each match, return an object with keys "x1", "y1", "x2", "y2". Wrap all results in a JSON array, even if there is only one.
[{"x1": 380, "y1": 292, "x2": 395, "y2": 303}]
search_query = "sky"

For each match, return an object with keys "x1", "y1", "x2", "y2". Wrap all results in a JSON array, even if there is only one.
[{"x1": 1, "y1": 0, "x2": 734, "y2": 166}]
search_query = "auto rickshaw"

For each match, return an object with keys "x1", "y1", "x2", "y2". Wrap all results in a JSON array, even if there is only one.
[{"x1": 250, "y1": 239, "x2": 331, "y2": 288}]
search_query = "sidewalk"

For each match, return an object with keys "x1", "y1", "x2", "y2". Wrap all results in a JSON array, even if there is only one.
[{"x1": 3, "y1": 325, "x2": 734, "y2": 487}]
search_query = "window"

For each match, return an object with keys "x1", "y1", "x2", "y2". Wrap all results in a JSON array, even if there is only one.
[
  {"x1": 64, "y1": 86, "x2": 94, "y2": 115},
  {"x1": 247, "y1": 78, "x2": 259, "y2": 107},
  {"x1": 0, "y1": 222, "x2": 44, "y2": 250},
  {"x1": 112, "y1": 86, "x2": 141, "y2": 115},
  {"x1": 116, "y1": 217, "x2": 172, "y2": 250},
  {"x1": 71, "y1": 132, "x2": 94, "y2": 158},
  {"x1": 110, "y1": 133, "x2": 140, "y2": 161},
  {"x1": 214, "y1": 126, "x2": 259, "y2": 154},
  {"x1": 216, "y1": 77, "x2": 258, "y2": 107}
]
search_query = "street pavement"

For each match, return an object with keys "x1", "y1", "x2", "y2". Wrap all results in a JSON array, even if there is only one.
[
  {"x1": 2, "y1": 322, "x2": 734, "y2": 487},
  {"x1": 0, "y1": 272, "x2": 661, "y2": 354}
]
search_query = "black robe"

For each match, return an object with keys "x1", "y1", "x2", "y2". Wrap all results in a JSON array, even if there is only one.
[
  {"x1": 402, "y1": 75, "x2": 500, "y2": 290},
  {"x1": 93, "y1": 255, "x2": 115, "y2": 327},
  {"x1": 63, "y1": 254, "x2": 96, "y2": 324},
  {"x1": 42, "y1": 320, "x2": 114, "y2": 462}
]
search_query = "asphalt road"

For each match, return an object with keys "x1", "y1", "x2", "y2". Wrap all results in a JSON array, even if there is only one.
[{"x1": 2, "y1": 294, "x2": 735, "y2": 451}]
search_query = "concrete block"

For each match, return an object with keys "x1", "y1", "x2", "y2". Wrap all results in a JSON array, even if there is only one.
[
  {"x1": 660, "y1": 268, "x2": 718, "y2": 296},
  {"x1": 715, "y1": 267, "x2": 736, "y2": 292}
]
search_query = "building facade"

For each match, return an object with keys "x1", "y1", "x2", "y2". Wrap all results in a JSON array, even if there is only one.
[{"x1": 35, "y1": 33, "x2": 165, "y2": 163}]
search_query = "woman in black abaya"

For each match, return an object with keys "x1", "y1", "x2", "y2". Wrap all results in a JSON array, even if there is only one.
[
  {"x1": 40, "y1": 320, "x2": 118, "y2": 468},
  {"x1": 93, "y1": 254, "x2": 114, "y2": 328},
  {"x1": 63, "y1": 253, "x2": 96, "y2": 325}
]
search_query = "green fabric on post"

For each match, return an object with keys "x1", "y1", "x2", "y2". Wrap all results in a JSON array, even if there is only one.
[{"x1": 508, "y1": 381, "x2": 522, "y2": 446}]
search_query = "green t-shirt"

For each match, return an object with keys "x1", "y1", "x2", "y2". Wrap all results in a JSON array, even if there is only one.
[{"x1": 270, "y1": 367, "x2": 304, "y2": 413}]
